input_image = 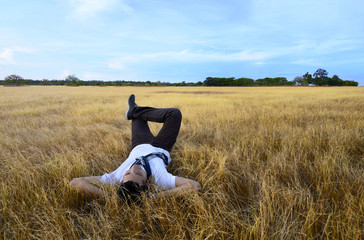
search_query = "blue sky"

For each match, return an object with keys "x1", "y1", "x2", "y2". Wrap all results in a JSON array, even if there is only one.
[{"x1": 1, "y1": 0, "x2": 364, "y2": 85}]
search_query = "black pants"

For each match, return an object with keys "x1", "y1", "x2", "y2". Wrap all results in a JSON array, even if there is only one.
[{"x1": 131, "y1": 107, "x2": 182, "y2": 152}]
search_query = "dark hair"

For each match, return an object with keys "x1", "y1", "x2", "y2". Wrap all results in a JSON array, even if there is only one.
[{"x1": 117, "y1": 181, "x2": 148, "y2": 203}]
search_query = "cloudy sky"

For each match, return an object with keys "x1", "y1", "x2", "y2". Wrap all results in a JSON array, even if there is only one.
[{"x1": 1, "y1": 0, "x2": 364, "y2": 85}]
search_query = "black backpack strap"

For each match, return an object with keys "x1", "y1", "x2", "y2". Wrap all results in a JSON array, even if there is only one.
[
  {"x1": 131, "y1": 152, "x2": 169, "y2": 179},
  {"x1": 137, "y1": 155, "x2": 152, "y2": 179},
  {"x1": 143, "y1": 152, "x2": 169, "y2": 166}
]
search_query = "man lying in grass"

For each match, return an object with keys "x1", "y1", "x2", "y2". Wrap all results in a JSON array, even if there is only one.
[{"x1": 70, "y1": 94, "x2": 201, "y2": 202}]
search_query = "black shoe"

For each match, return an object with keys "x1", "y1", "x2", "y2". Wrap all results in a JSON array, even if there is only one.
[{"x1": 125, "y1": 94, "x2": 138, "y2": 120}]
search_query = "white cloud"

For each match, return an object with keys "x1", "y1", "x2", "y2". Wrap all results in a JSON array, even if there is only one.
[
  {"x1": 0, "y1": 47, "x2": 33, "y2": 65},
  {"x1": 292, "y1": 57, "x2": 364, "y2": 66},
  {"x1": 294, "y1": 38, "x2": 359, "y2": 53},
  {"x1": 291, "y1": 59, "x2": 320, "y2": 66},
  {"x1": 108, "y1": 60, "x2": 126, "y2": 70},
  {"x1": 82, "y1": 72, "x2": 108, "y2": 80},
  {"x1": 0, "y1": 49, "x2": 15, "y2": 64},
  {"x1": 69, "y1": 0, "x2": 132, "y2": 18},
  {"x1": 108, "y1": 49, "x2": 278, "y2": 69}
]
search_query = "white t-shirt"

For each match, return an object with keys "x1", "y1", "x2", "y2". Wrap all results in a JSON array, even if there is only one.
[{"x1": 100, "y1": 144, "x2": 176, "y2": 189}]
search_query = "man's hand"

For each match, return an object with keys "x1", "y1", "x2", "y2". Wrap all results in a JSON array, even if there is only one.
[
  {"x1": 70, "y1": 176, "x2": 106, "y2": 198},
  {"x1": 148, "y1": 176, "x2": 201, "y2": 200},
  {"x1": 175, "y1": 176, "x2": 201, "y2": 191}
]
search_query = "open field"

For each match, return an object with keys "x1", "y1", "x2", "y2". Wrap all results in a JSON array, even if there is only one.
[{"x1": 0, "y1": 86, "x2": 363, "y2": 239}]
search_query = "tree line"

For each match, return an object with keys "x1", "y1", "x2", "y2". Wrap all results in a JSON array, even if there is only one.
[
  {"x1": 0, "y1": 74, "x2": 198, "y2": 87},
  {"x1": 203, "y1": 69, "x2": 358, "y2": 86},
  {"x1": 0, "y1": 69, "x2": 359, "y2": 87}
]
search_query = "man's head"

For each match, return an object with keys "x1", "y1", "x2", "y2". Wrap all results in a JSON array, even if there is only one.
[
  {"x1": 117, "y1": 181, "x2": 148, "y2": 203},
  {"x1": 118, "y1": 165, "x2": 149, "y2": 203},
  {"x1": 122, "y1": 165, "x2": 148, "y2": 186}
]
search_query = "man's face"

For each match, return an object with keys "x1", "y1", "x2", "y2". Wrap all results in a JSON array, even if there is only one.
[{"x1": 122, "y1": 165, "x2": 148, "y2": 186}]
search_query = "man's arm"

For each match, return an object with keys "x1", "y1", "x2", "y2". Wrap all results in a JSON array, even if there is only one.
[
  {"x1": 70, "y1": 176, "x2": 107, "y2": 198},
  {"x1": 175, "y1": 176, "x2": 201, "y2": 190},
  {"x1": 149, "y1": 176, "x2": 201, "y2": 200}
]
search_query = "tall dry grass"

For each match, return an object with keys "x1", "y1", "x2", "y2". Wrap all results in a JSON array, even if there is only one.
[{"x1": 0, "y1": 86, "x2": 363, "y2": 239}]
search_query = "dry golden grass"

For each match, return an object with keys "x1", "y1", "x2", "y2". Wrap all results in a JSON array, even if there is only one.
[{"x1": 0, "y1": 86, "x2": 363, "y2": 239}]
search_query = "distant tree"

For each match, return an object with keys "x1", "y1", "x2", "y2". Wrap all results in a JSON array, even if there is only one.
[
  {"x1": 255, "y1": 77, "x2": 287, "y2": 86},
  {"x1": 274, "y1": 77, "x2": 288, "y2": 85},
  {"x1": 203, "y1": 77, "x2": 235, "y2": 86},
  {"x1": 312, "y1": 68, "x2": 329, "y2": 86},
  {"x1": 302, "y1": 72, "x2": 312, "y2": 85},
  {"x1": 65, "y1": 74, "x2": 80, "y2": 86},
  {"x1": 344, "y1": 80, "x2": 359, "y2": 86},
  {"x1": 286, "y1": 81, "x2": 296, "y2": 86},
  {"x1": 294, "y1": 76, "x2": 304, "y2": 86},
  {"x1": 4, "y1": 74, "x2": 24, "y2": 85},
  {"x1": 196, "y1": 81, "x2": 203, "y2": 86},
  {"x1": 41, "y1": 79, "x2": 50, "y2": 85},
  {"x1": 203, "y1": 77, "x2": 215, "y2": 86},
  {"x1": 233, "y1": 78, "x2": 254, "y2": 86},
  {"x1": 328, "y1": 75, "x2": 344, "y2": 86},
  {"x1": 313, "y1": 68, "x2": 328, "y2": 79}
]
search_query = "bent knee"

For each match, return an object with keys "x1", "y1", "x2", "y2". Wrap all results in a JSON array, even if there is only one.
[{"x1": 169, "y1": 108, "x2": 182, "y2": 120}]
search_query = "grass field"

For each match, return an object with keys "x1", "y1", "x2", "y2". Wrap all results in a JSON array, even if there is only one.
[{"x1": 0, "y1": 86, "x2": 363, "y2": 239}]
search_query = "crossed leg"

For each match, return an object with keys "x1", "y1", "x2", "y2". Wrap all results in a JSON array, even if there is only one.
[{"x1": 131, "y1": 107, "x2": 182, "y2": 152}]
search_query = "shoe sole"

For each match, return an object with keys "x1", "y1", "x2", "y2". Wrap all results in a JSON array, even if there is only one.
[{"x1": 125, "y1": 94, "x2": 135, "y2": 120}]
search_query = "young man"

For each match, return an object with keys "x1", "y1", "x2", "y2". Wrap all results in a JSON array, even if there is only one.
[{"x1": 70, "y1": 94, "x2": 201, "y2": 201}]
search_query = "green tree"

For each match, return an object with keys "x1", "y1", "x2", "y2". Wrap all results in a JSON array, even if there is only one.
[
  {"x1": 65, "y1": 74, "x2": 80, "y2": 86},
  {"x1": 255, "y1": 77, "x2": 287, "y2": 86},
  {"x1": 313, "y1": 68, "x2": 328, "y2": 79},
  {"x1": 313, "y1": 68, "x2": 329, "y2": 86},
  {"x1": 344, "y1": 80, "x2": 359, "y2": 86},
  {"x1": 303, "y1": 72, "x2": 312, "y2": 85},
  {"x1": 203, "y1": 77, "x2": 235, "y2": 86},
  {"x1": 41, "y1": 79, "x2": 50, "y2": 85},
  {"x1": 203, "y1": 77, "x2": 215, "y2": 86},
  {"x1": 4, "y1": 74, "x2": 24, "y2": 85},
  {"x1": 328, "y1": 75, "x2": 344, "y2": 86},
  {"x1": 233, "y1": 78, "x2": 254, "y2": 86}
]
